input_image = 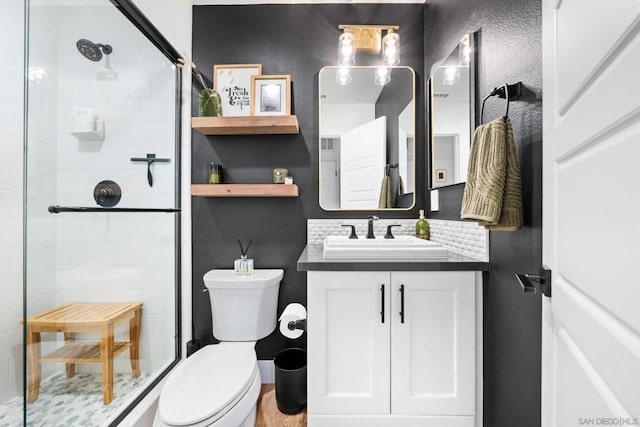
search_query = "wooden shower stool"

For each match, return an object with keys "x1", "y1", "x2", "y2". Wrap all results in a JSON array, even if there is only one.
[{"x1": 22, "y1": 302, "x2": 142, "y2": 405}]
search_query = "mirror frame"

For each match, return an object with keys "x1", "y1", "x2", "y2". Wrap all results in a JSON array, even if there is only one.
[
  {"x1": 428, "y1": 31, "x2": 478, "y2": 189},
  {"x1": 318, "y1": 65, "x2": 416, "y2": 211}
]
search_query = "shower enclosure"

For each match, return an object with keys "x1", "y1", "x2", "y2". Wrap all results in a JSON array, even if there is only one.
[{"x1": 0, "y1": 1, "x2": 182, "y2": 425}]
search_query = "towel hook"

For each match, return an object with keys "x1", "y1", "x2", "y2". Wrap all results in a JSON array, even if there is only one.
[{"x1": 480, "y1": 82, "x2": 523, "y2": 124}]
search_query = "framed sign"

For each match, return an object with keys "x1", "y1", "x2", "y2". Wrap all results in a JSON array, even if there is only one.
[
  {"x1": 213, "y1": 64, "x2": 262, "y2": 116},
  {"x1": 435, "y1": 169, "x2": 447, "y2": 182},
  {"x1": 251, "y1": 74, "x2": 291, "y2": 116}
]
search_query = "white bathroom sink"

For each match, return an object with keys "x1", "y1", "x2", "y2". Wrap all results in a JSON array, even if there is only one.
[{"x1": 323, "y1": 235, "x2": 448, "y2": 259}]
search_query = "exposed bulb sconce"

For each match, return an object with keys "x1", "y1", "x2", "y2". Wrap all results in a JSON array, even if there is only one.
[
  {"x1": 382, "y1": 30, "x2": 400, "y2": 66},
  {"x1": 338, "y1": 31, "x2": 356, "y2": 66},
  {"x1": 337, "y1": 25, "x2": 400, "y2": 83}
]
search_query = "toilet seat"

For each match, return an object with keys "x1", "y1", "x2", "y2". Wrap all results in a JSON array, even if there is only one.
[{"x1": 156, "y1": 342, "x2": 259, "y2": 427}]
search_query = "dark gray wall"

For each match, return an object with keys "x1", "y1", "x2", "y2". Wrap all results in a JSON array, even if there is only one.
[
  {"x1": 192, "y1": 5, "x2": 425, "y2": 359},
  {"x1": 425, "y1": 1, "x2": 543, "y2": 426}
]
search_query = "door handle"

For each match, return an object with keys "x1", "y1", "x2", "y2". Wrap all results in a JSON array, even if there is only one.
[
  {"x1": 399, "y1": 284, "x2": 405, "y2": 324},
  {"x1": 380, "y1": 284, "x2": 385, "y2": 324},
  {"x1": 516, "y1": 265, "x2": 552, "y2": 297}
]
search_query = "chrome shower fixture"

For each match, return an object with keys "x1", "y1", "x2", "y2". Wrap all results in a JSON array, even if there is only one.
[{"x1": 76, "y1": 39, "x2": 113, "y2": 62}]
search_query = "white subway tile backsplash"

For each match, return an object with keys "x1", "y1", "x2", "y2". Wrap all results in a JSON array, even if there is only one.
[{"x1": 308, "y1": 218, "x2": 488, "y2": 261}]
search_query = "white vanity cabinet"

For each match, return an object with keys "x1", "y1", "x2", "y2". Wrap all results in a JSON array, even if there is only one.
[{"x1": 307, "y1": 270, "x2": 482, "y2": 427}]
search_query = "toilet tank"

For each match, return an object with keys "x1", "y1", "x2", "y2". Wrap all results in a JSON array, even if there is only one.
[{"x1": 203, "y1": 269, "x2": 283, "y2": 341}]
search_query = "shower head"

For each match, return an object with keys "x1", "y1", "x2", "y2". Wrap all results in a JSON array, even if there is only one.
[{"x1": 76, "y1": 39, "x2": 113, "y2": 62}]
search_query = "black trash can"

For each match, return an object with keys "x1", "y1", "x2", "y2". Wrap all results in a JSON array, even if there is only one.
[{"x1": 274, "y1": 348, "x2": 307, "y2": 414}]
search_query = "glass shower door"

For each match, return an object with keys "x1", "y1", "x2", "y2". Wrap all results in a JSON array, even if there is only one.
[{"x1": 20, "y1": 1, "x2": 181, "y2": 426}]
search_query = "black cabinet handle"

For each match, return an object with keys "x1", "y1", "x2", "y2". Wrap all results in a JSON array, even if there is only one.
[
  {"x1": 380, "y1": 284, "x2": 385, "y2": 324},
  {"x1": 399, "y1": 284, "x2": 405, "y2": 324}
]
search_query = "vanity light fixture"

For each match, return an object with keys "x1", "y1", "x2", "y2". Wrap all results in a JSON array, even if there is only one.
[{"x1": 337, "y1": 24, "x2": 400, "y2": 85}]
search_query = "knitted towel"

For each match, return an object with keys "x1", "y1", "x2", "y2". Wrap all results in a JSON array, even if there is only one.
[
  {"x1": 460, "y1": 116, "x2": 523, "y2": 231},
  {"x1": 378, "y1": 175, "x2": 392, "y2": 208}
]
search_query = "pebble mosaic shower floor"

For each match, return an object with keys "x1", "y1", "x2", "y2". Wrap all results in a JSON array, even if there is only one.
[{"x1": 0, "y1": 372, "x2": 151, "y2": 427}]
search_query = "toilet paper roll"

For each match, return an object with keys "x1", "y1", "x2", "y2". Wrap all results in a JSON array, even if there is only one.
[{"x1": 279, "y1": 303, "x2": 307, "y2": 339}]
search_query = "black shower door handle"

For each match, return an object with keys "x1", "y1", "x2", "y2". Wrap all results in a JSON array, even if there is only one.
[{"x1": 48, "y1": 205, "x2": 181, "y2": 213}]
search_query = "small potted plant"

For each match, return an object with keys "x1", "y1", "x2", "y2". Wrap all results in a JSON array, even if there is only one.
[{"x1": 179, "y1": 55, "x2": 222, "y2": 117}]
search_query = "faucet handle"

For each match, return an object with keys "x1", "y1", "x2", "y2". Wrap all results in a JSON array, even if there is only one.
[
  {"x1": 341, "y1": 224, "x2": 358, "y2": 239},
  {"x1": 384, "y1": 224, "x2": 402, "y2": 239}
]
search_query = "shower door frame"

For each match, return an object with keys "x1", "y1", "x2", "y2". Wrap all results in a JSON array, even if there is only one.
[{"x1": 22, "y1": 0, "x2": 183, "y2": 425}]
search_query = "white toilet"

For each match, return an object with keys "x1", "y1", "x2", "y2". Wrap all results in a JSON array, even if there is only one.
[{"x1": 154, "y1": 269, "x2": 283, "y2": 427}]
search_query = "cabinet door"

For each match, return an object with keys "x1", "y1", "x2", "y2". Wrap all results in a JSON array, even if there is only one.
[
  {"x1": 307, "y1": 271, "x2": 391, "y2": 415},
  {"x1": 391, "y1": 271, "x2": 476, "y2": 415}
]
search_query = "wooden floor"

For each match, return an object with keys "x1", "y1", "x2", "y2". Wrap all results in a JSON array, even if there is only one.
[{"x1": 255, "y1": 384, "x2": 307, "y2": 427}]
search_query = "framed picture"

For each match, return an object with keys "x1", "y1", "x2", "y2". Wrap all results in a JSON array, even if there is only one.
[
  {"x1": 213, "y1": 64, "x2": 262, "y2": 117},
  {"x1": 251, "y1": 75, "x2": 291, "y2": 116},
  {"x1": 435, "y1": 169, "x2": 447, "y2": 182}
]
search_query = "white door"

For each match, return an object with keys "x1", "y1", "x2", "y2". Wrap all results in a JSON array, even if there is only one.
[
  {"x1": 390, "y1": 272, "x2": 476, "y2": 416},
  {"x1": 320, "y1": 159, "x2": 339, "y2": 209},
  {"x1": 542, "y1": 1, "x2": 640, "y2": 426},
  {"x1": 340, "y1": 116, "x2": 387, "y2": 209},
  {"x1": 307, "y1": 271, "x2": 391, "y2": 415}
]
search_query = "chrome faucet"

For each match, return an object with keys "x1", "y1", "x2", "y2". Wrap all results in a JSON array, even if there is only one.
[{"x1": 367, "y1": 216, "x2": 379, "y2": 239}]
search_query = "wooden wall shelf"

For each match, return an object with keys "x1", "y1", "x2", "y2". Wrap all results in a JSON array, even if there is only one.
[
  {"x1": 191, "y1": 184, "x2": 299, "y2": 197},
  {"x1": 192, "y1": 115, "x2": 299, "y2": 135}
]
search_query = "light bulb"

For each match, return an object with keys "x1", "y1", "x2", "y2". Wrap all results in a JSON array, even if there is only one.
[
  {"x1": 336, "y1": 67, "x2": 352, "y2": 85},
  {"x1": 382, "y1": 31, "x2": 400, "y2": 66},
  {"x1": 338, "y1": 31, "x2": 355, "y2": 66},
  {"x1": 375, "y1": 67, "x2": 390, "y2": 86}
]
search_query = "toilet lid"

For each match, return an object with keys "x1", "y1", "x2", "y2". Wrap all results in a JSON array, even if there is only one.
[{"x1": 158, "y1": 342, "x2": 257, "y2": 426}]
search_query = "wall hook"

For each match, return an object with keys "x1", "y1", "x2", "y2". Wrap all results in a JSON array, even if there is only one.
[{"x1": 130, "y1": 153, "x2": 171, "y2": 187}]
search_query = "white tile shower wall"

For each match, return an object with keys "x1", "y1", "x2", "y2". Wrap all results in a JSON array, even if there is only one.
[
  {"x1": 0, "y1": 0, "x2": 24, "y2": 405},
  {"x1": 51, "y1": 5, "x2": 179, "y2": 375},
  {"x1": 132, "y1": 0, "x2": 193, "y2": 359},
  {"x1": 307, "y1": 218, "x2": 488, "y2": 261},
  {"x1": 24, "y1": 4, "x2": 67, "y2": 385},
  {"x1": 98, "y1": 0, "x2": 192, "y2": 423}
]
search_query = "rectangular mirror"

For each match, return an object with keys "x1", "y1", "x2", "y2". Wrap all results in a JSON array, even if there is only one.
[
  {"x1": 429, "y1": 32, "x2": 477, "y2": 188},
  {"x1": 319, "y1": 66, "x2": 415, "y2": 210}
]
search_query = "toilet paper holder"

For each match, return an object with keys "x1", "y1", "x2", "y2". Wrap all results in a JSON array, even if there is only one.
[{"x1": 287, "y1": 319, "x2": 306, "y2": 331}]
